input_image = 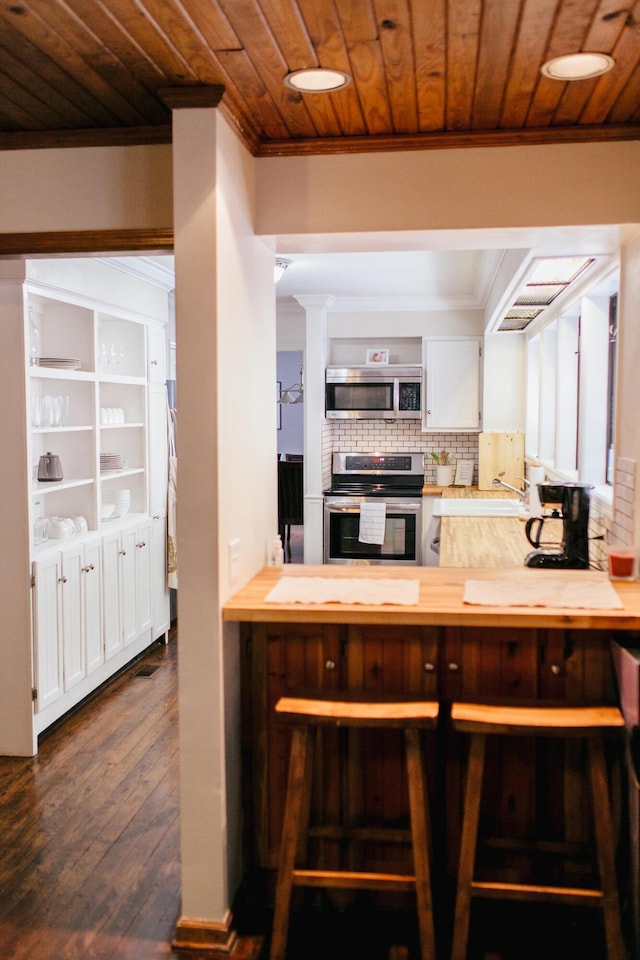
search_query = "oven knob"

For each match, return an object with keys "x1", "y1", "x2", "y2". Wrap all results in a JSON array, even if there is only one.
[{"x1": 325, "y1": 659, "x2": 336, "y2": 671}]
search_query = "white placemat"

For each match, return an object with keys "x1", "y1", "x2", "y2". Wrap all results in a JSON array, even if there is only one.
[
  {"x1": 463, "y1": 578, "x2": 623, "y2": 609},
  {"x1": 265, "y1": 576, "x2": 420, "y2": 606}
]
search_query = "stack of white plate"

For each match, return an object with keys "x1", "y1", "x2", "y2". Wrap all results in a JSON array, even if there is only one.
[
  {"x1": 100, "y1": 452, "x2": 127, "y2": 472},
  {"x1": 102, "y1": 488, "x2": 131, "y2": 518},
  {"x1": 38, "y1": 357, "x2": 81, "y2": 370}
]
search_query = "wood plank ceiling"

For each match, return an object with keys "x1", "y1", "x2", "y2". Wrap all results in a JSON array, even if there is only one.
[{"x1": 0, "y1": 0, "x2": 638, "y2": 156}]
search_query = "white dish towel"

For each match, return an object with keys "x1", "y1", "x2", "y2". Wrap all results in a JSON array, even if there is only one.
[{"x1": 359, "y1": 501, "x2": 386, "y2": 545}]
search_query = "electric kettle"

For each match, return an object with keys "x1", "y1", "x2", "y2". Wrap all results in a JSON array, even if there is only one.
[{"x1": 37, "y1": 452, "x2": 63, "y2": 482}]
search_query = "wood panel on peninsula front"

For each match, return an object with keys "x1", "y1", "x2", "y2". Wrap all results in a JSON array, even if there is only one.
[{"x1": 229, "y1": 564, "x2": 637, "y2": 944}]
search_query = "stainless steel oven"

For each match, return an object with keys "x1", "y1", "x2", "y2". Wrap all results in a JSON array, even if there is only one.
[{"x1": 323, "y1": 452, "x2": 424, "y2": 565}]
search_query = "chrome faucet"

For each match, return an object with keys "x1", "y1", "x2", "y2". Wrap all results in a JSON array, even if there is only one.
[{"x1": 492, "y1": 477, "x2": 526, "y2": 501}]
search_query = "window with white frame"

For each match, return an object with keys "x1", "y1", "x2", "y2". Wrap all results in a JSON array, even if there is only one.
[{"x1": 525, "y1": 266, "x2": 619, "y2": 489}]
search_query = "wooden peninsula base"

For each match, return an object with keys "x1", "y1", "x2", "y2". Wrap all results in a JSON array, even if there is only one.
[{"x1": 224, "y1": 565, "x2": 640, "y2": 957}]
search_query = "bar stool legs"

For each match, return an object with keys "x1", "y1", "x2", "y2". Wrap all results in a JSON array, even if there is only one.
[
  {"x1": 451, "y1": 703, "x2": 626, "y2": 960},
  {"x1": 270, "y1": 725, "x2": 315, "y2": 960},
  {"x1": 405, "y1": 728, "x2": 436, "y2": 960},
  {"x1": 270, "y1": 697, "x2": 439, "y2": 960},
  {"x1": 451, "y1": 731, "x2": 485, "y2": 960}
]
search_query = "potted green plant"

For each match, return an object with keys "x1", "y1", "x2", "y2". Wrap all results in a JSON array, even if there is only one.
[{"x1": 430, "y1": 450, "x2": 454, "y2": 486}]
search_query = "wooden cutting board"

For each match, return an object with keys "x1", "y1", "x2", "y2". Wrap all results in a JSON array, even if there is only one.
[{"x1": 477, "y1": 432, "x2": 525, "y2": 491}]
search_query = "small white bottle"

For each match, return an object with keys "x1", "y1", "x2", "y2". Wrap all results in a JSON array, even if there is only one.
[{"x1": 268, "y1": 534, "x2": 284, "y2": 567}]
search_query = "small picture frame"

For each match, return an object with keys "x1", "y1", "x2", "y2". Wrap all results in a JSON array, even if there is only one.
[{"x1": 365, "y1": 348, "x2": 389, "y2": 365}]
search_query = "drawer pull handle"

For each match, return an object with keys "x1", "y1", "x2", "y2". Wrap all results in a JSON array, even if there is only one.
[
  {"x1": 447, "y1": 661, "x2": 460, "y2": 672},
  {"x1": 550, "y1": 663, "x2": 562, "y2": 675},
  {"x1": 423, "y1": 661, "x2": 436, "y2": 672},
  {"x1": 325, "y1": 659, "x2": 336, "y2": 671}
]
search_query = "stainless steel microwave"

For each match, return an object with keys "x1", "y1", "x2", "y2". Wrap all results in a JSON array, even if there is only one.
[{"x1": 325, "y1": 365, "x2": 422, "y2": 420}]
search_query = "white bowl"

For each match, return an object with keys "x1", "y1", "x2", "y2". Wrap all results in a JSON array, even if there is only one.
[{"x1": 101, "y1": 503, "x2": 116, "y2": 520}]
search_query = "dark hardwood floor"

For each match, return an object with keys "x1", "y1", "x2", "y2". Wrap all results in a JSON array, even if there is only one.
[
  {"x1": 0, "y1": 637, "x2": 182, "y2": 960},
  {"x1": 283, "y1": 526, "x2": 303, "y2": 564}
]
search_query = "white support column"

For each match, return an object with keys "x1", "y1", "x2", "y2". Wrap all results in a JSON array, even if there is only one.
[
  {"x1": 294, "y1": 295, "x2": 334, "y2": 564},
  {"x1": 163, "y1": 87, "x2": 238, "y2": 956}
]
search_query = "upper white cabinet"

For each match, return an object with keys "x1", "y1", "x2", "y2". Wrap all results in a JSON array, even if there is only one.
[{"x1": 422, "y1": 337, "x2": 482, "y2": 432}]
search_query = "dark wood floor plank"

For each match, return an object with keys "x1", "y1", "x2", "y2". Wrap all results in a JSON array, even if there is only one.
[{"x1": 0, "y1": 636, "x2": 182, "y2": 960}]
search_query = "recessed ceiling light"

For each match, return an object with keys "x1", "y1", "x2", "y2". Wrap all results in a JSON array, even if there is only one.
[
  {"x1": 541, "y1": 52, "x2": 615, "y2": 81},
  {"x1": 284, "y1": 68, "x2": 351, "y2": 92}
]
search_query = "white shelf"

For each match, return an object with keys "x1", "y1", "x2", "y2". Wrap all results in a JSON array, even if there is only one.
[
  {"x1": 30, "y1": 367, "x2": 94, "y2": 382},
  {"x1": 100, "y1": 422, "x2": 144, "y2": 430},
  {"x1": 32, "y1": 425, "x2": 93, "y2": 434},
  {"x1": 99, "y1": 467, "x2": 145, "y2": 481},
  {"x1": 97, "y1": 374, "x2": 146, "y2": 386},
  {"x1": 34, "y1": 477, "x2": 94, "y2": 494}
]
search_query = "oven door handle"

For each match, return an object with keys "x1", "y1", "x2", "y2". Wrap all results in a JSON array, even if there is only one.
[{"x1": 326, "y1": 502, "x2": 422, "y2": 513}]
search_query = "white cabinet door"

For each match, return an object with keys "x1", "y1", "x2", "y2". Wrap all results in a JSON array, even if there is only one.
[
  {"x1": 102, "y1": 528, "x2": 123, "y2": 661},
  {"x1": 423, "y1": 338, "x2": 482, "y2": 431},
  {"x1": 134, "y1": 519, "x2": 152, "y2": 640},
  {"x1": 119, "y1": 525, "x2": 138, "y2": 648},
  {"x1": 60, "y1": 543, "x2": 85, "y2": 691},
  {"x1": 32, "y1": 555, "x2": 64, "y2": 712},
  {"x1": 147, "y1": 323, "x2": 167, "y2": 382},
  {"x1": 84, "y1": 539, "x2": 103, "y2": 675},
  {"x1": 151, "y1": 514, "x2": 170, "y2": 641}
]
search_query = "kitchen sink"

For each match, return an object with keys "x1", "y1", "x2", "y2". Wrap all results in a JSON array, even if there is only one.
[{"x1": 432, "y1": 498, "x2": 526, "y2": 517}]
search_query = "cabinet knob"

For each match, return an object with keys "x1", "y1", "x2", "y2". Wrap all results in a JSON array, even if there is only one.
[
  {"x1": 550, "y1": 663, "x2": 562, "y2": 675},
  {"x1": 151, "y1": 359, "x2": 159, "y2": 365},
  {"x1": 447, "y1": 661, "x2": 460, "y2": 672},
  {"x1": 325, "y1": 659, "x2": 336, "y2": 671},
  {"x1": 119, "y1": 550, "x2": 127, "y2": 556},
  {"x1": 137, "y1": 541, "x2": 147, "y2": 548},
  {"x1": 423, "y1": 661, "x2": 436, "y2": 672},
  {"x1": 58, "y1": 576, "x2": 67, "y2": 584}
]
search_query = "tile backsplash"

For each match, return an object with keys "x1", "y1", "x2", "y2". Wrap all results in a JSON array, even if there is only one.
[{"x1": 323, "y1": 420, "x2": 479, "y2": 486}]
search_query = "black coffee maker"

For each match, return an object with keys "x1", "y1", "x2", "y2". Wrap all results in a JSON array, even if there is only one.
[{"x1": 524, "y1": 482, "x2": 592, "y2": 569}]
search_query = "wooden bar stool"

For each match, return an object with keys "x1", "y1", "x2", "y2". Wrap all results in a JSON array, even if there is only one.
[
  {"x1": 450, "y1": 702, "x2": 626, "y2": 960},
  {"x1": 270, "y1": 695, "x2": 440, "y2": 960}
]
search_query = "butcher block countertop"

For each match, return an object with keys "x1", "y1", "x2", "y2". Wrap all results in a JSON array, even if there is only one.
[
  {"x1": 425, "y1": 486, "x2": 563, "y2": 569},
  {"x1": 223, "y1": 564, "x2": 640, "y2": 630}
]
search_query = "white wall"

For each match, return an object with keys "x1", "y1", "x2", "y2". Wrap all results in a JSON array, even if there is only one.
[
  {"x1": 616, "y1": 227, "x2": 640, "y2": 541},
  {"x1": 0, "y1": 144, "x2": 172, "y2": 231},
  {"x1": 327, "y1": 309, "x2": 484, "y2": 338},
  {"x1": 257, "y1": 142, "x2": 640, "y2": 237},
  {"x1": 0, "y1": 265, "x2": 36, "y2": 755}
]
